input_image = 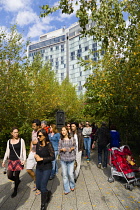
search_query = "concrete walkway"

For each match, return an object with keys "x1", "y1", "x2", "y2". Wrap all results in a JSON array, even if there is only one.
[{"x1": 0, "y1": 149, "x2": 140, "y2": 210}]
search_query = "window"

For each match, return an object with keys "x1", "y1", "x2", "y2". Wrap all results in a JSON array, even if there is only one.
[
  {"x1": 61, "y1": 73, "x2": 64, "y2": 81},
  {"x1": 94, "y1": 52, "x2": 98, "y2": 57},
  {"x1": 61, "y1": 56, "x2": 64, "y2": 64},
  {"x1": 56, "y1": 46, "x2": 59, "y2": 50},
  {"x1": 50, "y1": 55, "x2": 52, "y2": 58},
  {"x1": 79, "y1": 44, "x2": 81, "y2": 48},
  {"x1": 85, "y1": 46, "x2": 89, "y2": 51},
  {"x1": 85, "y1": 55, "x2": 89, "y2": 60},
  {"x1": 92, "y1": 43, "x2": 97, "y2": 51},
  {"x1": 61, "y1": 45, "x2": 64, "y2": 52},
  {"x1": 77, "y1": 48, "x2": 82, "y2": 57},
  {"x1": 50, "y1": 47, "x2": 53, "y2": 51},
  {"x1": 92, "y1": 57, "x2": 97, "y2": 61},
  {"x1": 80, "y1": 71, "x2": 82, "y2": 76},
  {"x1": 101, "y1": 50, "x2": 105, "y2": 55},
  {"x1": 45, "y1": 56, "x2": 48, "y2": 60},
  {"x1": 71, "y1": 51, "x2": 75, "y2": 60},
  {"x1": 78, "y1": 81, "x2": 83, "y2": 91},
  {"x1": 78, "y1": 86, "x2": 83, "y2": 91}
]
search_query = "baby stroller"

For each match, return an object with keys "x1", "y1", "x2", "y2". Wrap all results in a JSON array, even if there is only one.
[{"x1": 108, "y1": 145, "x2": 140, "y2": 190}]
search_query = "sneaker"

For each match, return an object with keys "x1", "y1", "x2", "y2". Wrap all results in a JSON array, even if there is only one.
[
  {"x1": 98, "y1": 163, "x2": 102, "y2": 169},
  {"x1": 49, "y1": 176, "x2": 54, "y2": 180},
  {"x1": 87, "y1": 158, "x2": 90, "y2": 162},
  {"x1": 64, "y1": 191, "x2": 70, "y2": 195}
]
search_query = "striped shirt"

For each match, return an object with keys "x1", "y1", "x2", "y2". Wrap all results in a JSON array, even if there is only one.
[{"x1": 58, "y1": 137, "x2": 76, "y2": 162}]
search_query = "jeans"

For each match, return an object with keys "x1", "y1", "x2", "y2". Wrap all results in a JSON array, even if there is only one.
[
  {"x1": 98, "y1": 145, "x2": 108, "y2": 167},
  {"x1": 61, "y1": 160, "x2": 75, "y2": 193},
  {"x1": 36, "y1": 168, "x2": 52, "y2": 192},
  {"x1": 50, "y1": 151, "x2": 58, "y2": 178},
  {"x1": 84, "y1": 137, "x2": 91, "y2": 158}
]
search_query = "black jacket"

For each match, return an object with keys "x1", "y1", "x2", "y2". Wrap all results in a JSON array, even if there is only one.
[{"x1": 94, "y1": 126, "x2": 110, "y2": 147}]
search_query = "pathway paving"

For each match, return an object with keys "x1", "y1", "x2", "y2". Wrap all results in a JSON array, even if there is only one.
[{"x1": 0, "y1": 149, "x2": 140, "y2": 210}]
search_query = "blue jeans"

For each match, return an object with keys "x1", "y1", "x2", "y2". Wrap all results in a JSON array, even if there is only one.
[
  {"x1": 36, "y1": 168, "x2": 52, "y2": 192},
  {"x1": 98, "y1": 145, "x2": 108, "y2": 167},
  {"x1": 84, "y1": 137, "x2": 91, "y2": 158},
  {"x1": 61, "y1": 160, "x2": 75, "y2": 193},
  {"x1": 50, "y1": 151, "x2": 58, "y2": 178}
]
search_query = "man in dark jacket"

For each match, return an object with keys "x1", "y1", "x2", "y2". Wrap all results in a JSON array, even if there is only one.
[{"x1": 94, "y1": 122, "x2": 110, "y2": 169}]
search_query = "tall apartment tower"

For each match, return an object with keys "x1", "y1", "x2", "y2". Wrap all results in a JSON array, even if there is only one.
[{"x1": 28, "y1": 22, "x2": 99, "y2": 95}]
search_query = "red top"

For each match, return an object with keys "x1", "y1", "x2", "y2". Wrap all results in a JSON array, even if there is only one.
[{"x1": 44, "y1": 126, "x2": 50, "y2": 133}]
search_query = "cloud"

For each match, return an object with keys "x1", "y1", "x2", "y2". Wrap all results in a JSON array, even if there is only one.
[
  {"x1": 0, "y1": 25, "x2": 9, "y2": 33},
  {"x1": 27, "y1": 16, "x2": 55, "y2": 38},
  {"x1": 0, "y1": 0, "x2": 31, "y2": 12},
  {"x1": 15, "y1": 11, "x2": 38, "y2": 26},
  {"x1": 58, "y1": 0, "x2": 79, "y2": 20}
]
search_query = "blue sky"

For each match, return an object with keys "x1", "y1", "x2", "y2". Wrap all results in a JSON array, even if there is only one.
[{"x1": 0, "y1": 0, "x2": 78, "y2": 43}]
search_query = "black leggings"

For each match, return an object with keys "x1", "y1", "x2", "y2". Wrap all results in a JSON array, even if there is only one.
[{"x1": 7, "y1": 170, "x2": 20, "y2": 189}]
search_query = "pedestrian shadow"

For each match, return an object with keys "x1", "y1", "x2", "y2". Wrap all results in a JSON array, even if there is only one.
[
  {"x1": 48, "y1": 175, "x2": 60, "y2": 194},
  {"x1": 0, "y1": 171, "x2": 32, "y2": 210}
]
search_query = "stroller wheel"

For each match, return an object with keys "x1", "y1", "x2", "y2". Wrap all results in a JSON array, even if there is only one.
[
  {"x1": 108, "y1": 177, "x2": 114, "y2": 183},
  {"x1": 134, "y1": 181, "x2": 140, "y2": 186},
  {"x1": 125, "y1": 183, "x2": 133, "y2": 191},
  {"x1": 129, "y1": 184, "x2": 134, "y2": 191},
  {"x1": 125, "y1": 183, "x2": 129, "y2": 190}
]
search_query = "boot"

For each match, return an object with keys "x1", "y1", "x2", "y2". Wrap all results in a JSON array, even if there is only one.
[
  {"x1": 11, "y1": 189, "x2": 17, "y2": 198},
  {"x1": 40, "y1": 192, "x2": 47, "y2": 210},
  {"x1": 46, "y1": 191, "x2": 52, "y2": 203},
  {"x1": 11, "y1": 179, "x2": 21, "y2": 198}
]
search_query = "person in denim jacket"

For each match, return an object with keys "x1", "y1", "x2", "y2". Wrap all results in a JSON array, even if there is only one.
[{"x1": 49, "y1": 124, "x2": 60, "y2": 179}]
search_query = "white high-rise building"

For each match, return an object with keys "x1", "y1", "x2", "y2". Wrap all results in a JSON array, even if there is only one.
[{"x1": 28, "y1": 22, "x2": 100, "y2": 95}]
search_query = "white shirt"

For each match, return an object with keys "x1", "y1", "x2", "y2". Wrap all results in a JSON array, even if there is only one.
[{"x1": 74, "y1": 133, "x2": 78, "y2": 154}]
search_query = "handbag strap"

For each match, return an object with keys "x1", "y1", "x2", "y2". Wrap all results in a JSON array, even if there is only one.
[{"x1": 11, "y1": 140, "x2": 20, "y2": 160}]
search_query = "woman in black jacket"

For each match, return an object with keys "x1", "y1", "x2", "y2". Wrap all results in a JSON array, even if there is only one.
[{"x1": 34, "y1": 129, "x2": 55, "y2": 210}]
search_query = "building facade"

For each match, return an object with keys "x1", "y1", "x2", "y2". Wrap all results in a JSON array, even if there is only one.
[{"x1": 28, "y1": 22, "x2": 100, "y2": 95}]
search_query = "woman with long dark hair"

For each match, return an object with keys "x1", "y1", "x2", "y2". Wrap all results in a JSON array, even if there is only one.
[
  {"x1": 34, "y1": 129, "x2": 55, "y2": 210},
  {"x1": 49, "y1": 124, "x2": 60, "y2": 179},
  {"x1": 2, "y1": 127, "x2": 26, "y2": 198},
  {"x1": 58, "y1": 126, "x2": 76, "y2": 195}
]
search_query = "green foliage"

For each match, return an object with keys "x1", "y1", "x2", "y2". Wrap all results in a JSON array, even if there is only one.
[
  {"x1": 0, "y1": 26, "x2": 84, "y2": 158},
  {"x1": 57, "y1": 77, "x2": 84, "y2": 122},
  {"x1": 40, "y1": 0, "x2": 140, "y2": 151}
]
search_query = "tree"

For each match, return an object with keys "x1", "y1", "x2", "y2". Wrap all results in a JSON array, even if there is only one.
[
  {"x1": 0, "y1": 25, "x2": 85, "y2": 158},
  {"x1": 40, "y1": 0, "x2": 140, "y2": 149},
  {"x1": 57, "y1": 77, "x2": 84, "y2": 122},
  {"x1": 41, "y1": 0, "x2": 139, "y2": 50}
]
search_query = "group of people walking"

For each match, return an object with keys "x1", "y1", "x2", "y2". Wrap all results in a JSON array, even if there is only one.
[{"x1": 2, "y1": 120, "x2": 121, "y2": 210}]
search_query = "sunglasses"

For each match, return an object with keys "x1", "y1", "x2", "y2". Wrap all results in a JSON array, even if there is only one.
[{"x1": 38, "y1": 135, "x2": 43, "y2": 138}]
